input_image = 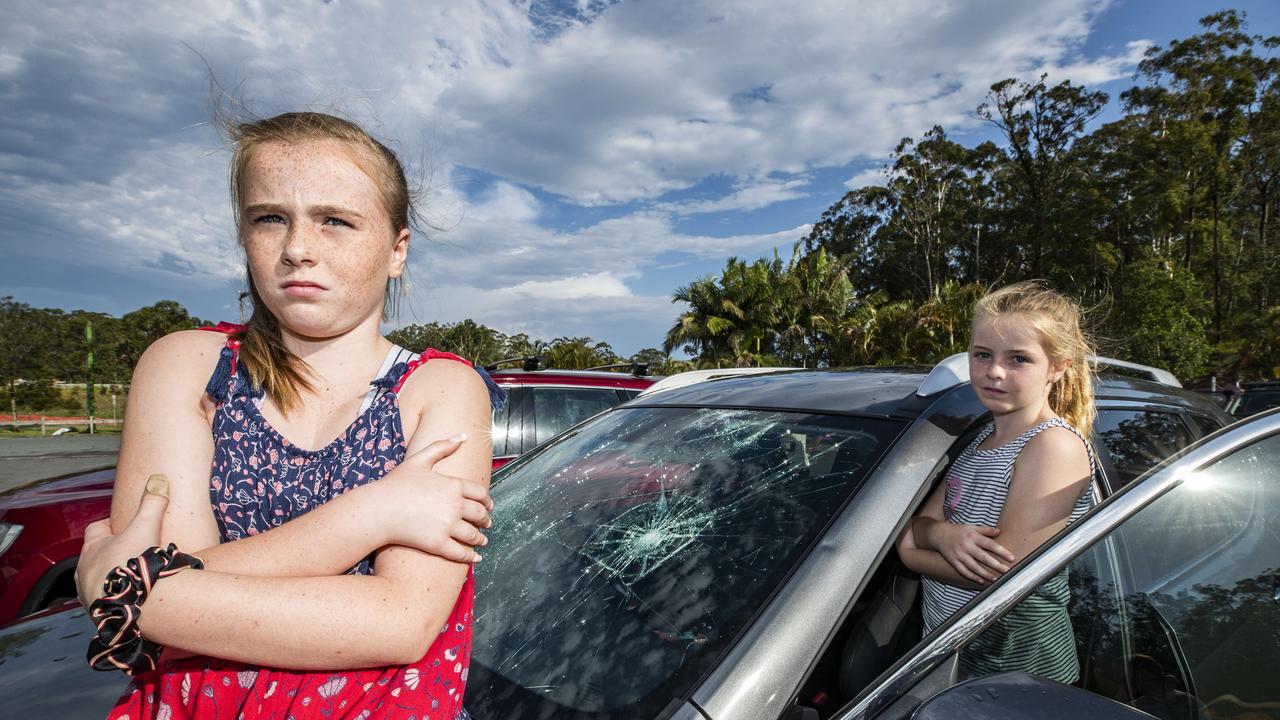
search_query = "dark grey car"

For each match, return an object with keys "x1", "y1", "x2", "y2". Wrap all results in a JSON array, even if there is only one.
[{"x1": 0, "y1": 361, "x2": 1247, "y2": 719}]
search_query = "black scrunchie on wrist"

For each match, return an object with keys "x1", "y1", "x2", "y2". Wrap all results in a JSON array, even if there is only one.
[{"x1": 86, "y1": 543, "x2": 204, "y2": 675}]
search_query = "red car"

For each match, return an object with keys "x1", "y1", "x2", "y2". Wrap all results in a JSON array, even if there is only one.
[
  {"x1": 0, "y1": 360, "x2": 656, "y2": 625},
  {"x1": 484, "y1": 358, "x2": 657, "y2": 469},
  {"x1": 0, "y1": 466, "x2": 114, "y2": 623}
]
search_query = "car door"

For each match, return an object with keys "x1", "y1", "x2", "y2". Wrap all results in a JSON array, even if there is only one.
[{"x1": 837, "y1": 409, "x2": 1280, "y2": 720}]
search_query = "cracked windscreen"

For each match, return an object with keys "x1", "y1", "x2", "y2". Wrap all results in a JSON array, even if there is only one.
[{"x1": 465, "y1": 406, "x2": 903, "y2": 719}]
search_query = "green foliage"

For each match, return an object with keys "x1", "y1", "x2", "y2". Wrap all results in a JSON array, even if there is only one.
[
  {"x1": 386, "y1": 321, "x2": 624, "y2": 371},
  {"x1": 1106, "y1": 260, "x2": 1212, "y2": 380}
]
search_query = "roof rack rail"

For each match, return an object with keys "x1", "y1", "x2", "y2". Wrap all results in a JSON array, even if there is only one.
[
  {"x1": 1091, "y1": 356, "x2": 1182, "y2": 387},
  {"x1": 482, "y1": 356, "x2": 542, "y2": 373},
  {"x1": 583, "y1": 362, "x2": 652, "y2": 377},
  {"x1": 916, "y1": 353, "x2": 1183, "y2": 397}
]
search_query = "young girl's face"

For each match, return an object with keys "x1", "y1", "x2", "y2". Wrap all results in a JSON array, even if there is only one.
[
  {"x1": 968, "y1": 313, "x2": 1066, "y2": 417},
  {"x1": 240, "y1": 139, "x2": 408, "y2": 341}
]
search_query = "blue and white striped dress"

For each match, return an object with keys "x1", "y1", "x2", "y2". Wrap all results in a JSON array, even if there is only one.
[{"x1": 920, "y1": 418, "x2": 1096, "y2": 683}]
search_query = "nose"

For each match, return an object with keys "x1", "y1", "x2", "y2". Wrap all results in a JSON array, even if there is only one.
[
  {"x1": 281, "y1": 222, "x2": 316, "y2": 267},
  {"x1": 986, "y1": 361, "x2": 1005, "y2": 381}
]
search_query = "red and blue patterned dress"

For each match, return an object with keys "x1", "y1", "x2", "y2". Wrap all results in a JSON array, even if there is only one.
[{"x1": 107, "y1": 325, "x2": 504, "y2": 719}]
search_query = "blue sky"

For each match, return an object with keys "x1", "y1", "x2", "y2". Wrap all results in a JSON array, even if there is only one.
[{"x1": 2, "y1": 0, "x2": 1276, "y2": 357}]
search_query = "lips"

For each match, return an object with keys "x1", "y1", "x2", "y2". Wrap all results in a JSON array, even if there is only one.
[
  {"x1": 281, "y1": 280, "x2": 327, "y2": 296},
  {"x1": 981, "y1": 387, "x2": 1007, "y2": 395}
]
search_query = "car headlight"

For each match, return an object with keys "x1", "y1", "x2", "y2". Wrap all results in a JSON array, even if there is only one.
[{"x1": 0, "y1": 522, "x2": 23, "y2": 557}]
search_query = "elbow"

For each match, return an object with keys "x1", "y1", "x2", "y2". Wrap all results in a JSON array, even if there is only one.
[{"x1": 383, "y1": 603, "x2": 455, "y2": 666}]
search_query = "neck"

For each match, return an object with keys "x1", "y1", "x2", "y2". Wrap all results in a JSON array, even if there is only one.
[
  {"x1": 990, "y1": 400, "x2": 1056, "y2": 444},
  {"x1": 278, "y1": 313, "x2": 390, "y2": 384}
]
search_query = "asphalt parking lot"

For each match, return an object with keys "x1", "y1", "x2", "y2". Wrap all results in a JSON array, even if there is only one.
[{"x1": 0, "y1": 435, "x2": 120, "y2": 495}]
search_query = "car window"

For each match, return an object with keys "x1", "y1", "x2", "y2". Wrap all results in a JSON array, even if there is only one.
[
  {"x1": 1094, "y1": 409, "x2": 1195, "y2": 489},
  {"x1": 1233, "y1": 390, "x2": 1280, "y2": 418},
  {"x1": 531, "y1": 387, "x2": 623, "y2": 445},
  {"x1": 1187, "y1": 413, "x2": 1224, "y2": 438},
  {"x1": 957, "y1": 432, "x2": 1280, "y2": 718},
  {"x1": 467, "y1": 407, "x2": 903, "y2": 719}
]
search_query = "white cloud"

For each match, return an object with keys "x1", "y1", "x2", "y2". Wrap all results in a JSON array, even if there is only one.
[
  {"x1": 431, "y1": 0, "x2": 1127, "y2": 204},
  {"x1": 507, "y1": 272, "x2": 633, "y2": 300},
  {"x1": 844, "y1": 167, "x2": 888, "y2": 190},
  {"x1": 659, "y1": 178, "x2": 811, "y2": 215}
]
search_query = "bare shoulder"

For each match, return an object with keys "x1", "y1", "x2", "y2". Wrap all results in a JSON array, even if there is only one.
[
  {"x1": 132, "y1": 330, "x2": 226, "y2": 395},
  {"x1": 1015, "y1": 425, "x2": 1091, "y2": 485},
  {"x1": 397, "y1": 357, "x2": 490, "y2": 420}
]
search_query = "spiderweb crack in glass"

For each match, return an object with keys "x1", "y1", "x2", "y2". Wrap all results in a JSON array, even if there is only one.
[{"x1": 467, "y1": 406, "x2": 901, "y2": 717}]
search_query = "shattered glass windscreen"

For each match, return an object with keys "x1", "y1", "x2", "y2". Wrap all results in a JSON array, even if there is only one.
[{"x1": 466, "y1": 406, "x2": 902, "y2": 719}]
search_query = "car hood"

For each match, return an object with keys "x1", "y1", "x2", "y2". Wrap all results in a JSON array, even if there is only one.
[
  {"x1": 0, "y1": 468, "x2": 115, "y2": 511},
  {"x1": 0, "y1": 605, "x2": 123, "y2": 717}
]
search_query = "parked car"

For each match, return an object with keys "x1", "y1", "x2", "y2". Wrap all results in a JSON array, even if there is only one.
[
  {"x1": 0, "y1": 467, "x2": 113, "y2": 625},
  {"x1": 0, "y1": 357, "x2": 1247, "y2": 720},
  {"x1": 0, "y1": 360, "x2": 656, "y2": 625},
  {"x1": 1226, "y1": 379, "x2": 1280, "y2": 418},
  {"x1": 485, "y1": 358, "x2": 657, "y2": 469}
]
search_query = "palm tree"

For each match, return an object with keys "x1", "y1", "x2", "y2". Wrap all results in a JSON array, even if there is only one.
[{"x1": 665, "y1": 276, "x2": 735, "y2": 366}]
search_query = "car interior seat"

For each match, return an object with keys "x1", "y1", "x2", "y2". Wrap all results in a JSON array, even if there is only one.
[{"x1": 837, "y1": 561, "x2": 923, "y2": 699}]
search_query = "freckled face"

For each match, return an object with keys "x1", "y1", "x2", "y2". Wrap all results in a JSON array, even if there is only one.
[
  {"x1": 968, "y1": 314, "x2": 1065, "y2": 416},
  {"x1": 240, "y1": 139, "x2": 407, "y2": 340}
]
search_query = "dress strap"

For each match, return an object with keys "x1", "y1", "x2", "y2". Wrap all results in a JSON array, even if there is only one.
[
  {"x1": 377, "y1": 348, "x2": 507, "y2": 411},
  {"x1": 200, "y1": 322, "x2": 260, "y2": 405},
  {"x1": 1011, "y1": 418, "x2": 1097, "y2": 477}
]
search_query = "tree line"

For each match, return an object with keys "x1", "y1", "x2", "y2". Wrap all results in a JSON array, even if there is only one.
[
  {"x1": 666, "y1": 11, "x2": 1279, "y2": 383},
  {"x1": 0, "y1": 297, "x2": 681, "y2": 414}
]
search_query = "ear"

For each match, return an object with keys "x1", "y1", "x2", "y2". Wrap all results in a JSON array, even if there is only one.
[
  {"x1": 388, "y1": 227, "x2": 410, "y2": 279},
  {"x1": 1050, "y1": 357, "x2": 1071, "y2": 384}
]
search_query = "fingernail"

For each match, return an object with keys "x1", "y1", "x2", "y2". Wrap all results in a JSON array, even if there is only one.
[
  {"x1": 145, "y1": 474, "x2": 169, "y2": 498},
  {"x1": 473, "y1": 554, "x2": 483, "y2": 562},
  {"x1": 449, "y1": 432, "x2": 468, "y2": 443}
]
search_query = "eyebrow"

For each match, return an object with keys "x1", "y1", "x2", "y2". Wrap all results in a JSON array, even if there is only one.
[
  {"x1": 242, "y1": 203, "x2": 366, "y2": 221},
  {"x1": 971, "y1": 344, "x2": 1037, "y2": 355}
]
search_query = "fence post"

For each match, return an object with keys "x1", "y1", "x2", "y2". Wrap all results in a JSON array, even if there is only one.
[{"x1": 41, "y1": 416, "x2": 46, "y2": 435}]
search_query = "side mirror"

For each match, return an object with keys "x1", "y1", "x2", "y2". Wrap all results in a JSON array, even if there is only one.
[{"x1": 913, "y1": 672, "x2": 1153, "y2": 720}]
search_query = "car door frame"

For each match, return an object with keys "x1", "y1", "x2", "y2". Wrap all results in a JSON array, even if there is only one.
[{"x1": 830, "y1": 409, "x2": 1280, "y2": 720}]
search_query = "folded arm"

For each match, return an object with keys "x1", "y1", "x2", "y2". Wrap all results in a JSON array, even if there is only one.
[{"x1": 98, "y1": 333, "x2": 492, "y2": 667}]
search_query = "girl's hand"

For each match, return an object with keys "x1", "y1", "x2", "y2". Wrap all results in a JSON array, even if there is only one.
[
  {"x1": 375, "y1": 433, "x2": 493, "y2": 563},
  {"x1": 930, "y1": 522, "x2": 1015, "y2": 584},
  {"x1": 75, "y1": 474, "x2": 172, "y2": 609}
]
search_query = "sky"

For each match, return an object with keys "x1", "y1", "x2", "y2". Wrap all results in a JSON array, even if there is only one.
[{"x1": 2, "y1": 0, "x2": 1276, "y2": 357}]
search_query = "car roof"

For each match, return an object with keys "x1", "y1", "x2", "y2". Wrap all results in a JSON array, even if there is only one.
[
  {"x1": 1092, "y1": 375, "x2": 1232, "y2": 413},
  {"x1": 628, "y1": 367, "x2": 931, "y2": 417},
  {"x1": 625, "y1": 366, "x2": 1227, "y2": 420}
]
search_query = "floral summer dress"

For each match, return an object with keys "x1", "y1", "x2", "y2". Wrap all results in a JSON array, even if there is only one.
[{"x1": 106, "y1": 324, "x2": 506, "y2": 720}]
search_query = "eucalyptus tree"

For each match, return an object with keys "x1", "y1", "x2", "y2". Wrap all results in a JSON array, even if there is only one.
[
  {"x1": 979, "y1": 75, "x2": 1108, "y2": 283},
  {"x1": 1122, "y1": 10, "x2": 1276, "y2": 339}
]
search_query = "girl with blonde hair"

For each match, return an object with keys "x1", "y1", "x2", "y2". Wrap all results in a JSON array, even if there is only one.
[{"x1": 896, "y1": 280, "x2": 1097, "y2": 683}]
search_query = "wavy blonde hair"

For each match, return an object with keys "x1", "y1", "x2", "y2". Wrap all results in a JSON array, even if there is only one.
[
  {"x1": 222, "y1": 111, "x2": 417, "y2": 414},
  {"x1": 973, "y1": 280, "x2": 1096, "y2": 438}
]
